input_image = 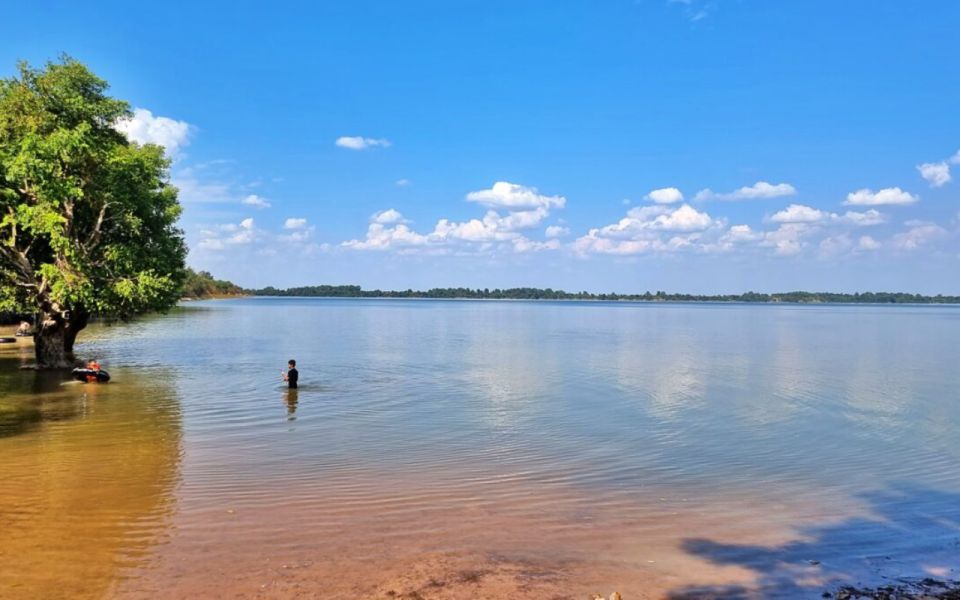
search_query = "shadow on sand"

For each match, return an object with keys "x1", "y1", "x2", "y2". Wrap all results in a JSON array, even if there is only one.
[{"x1": 668, "y1": 483, "x2": 960, "y2": 599}]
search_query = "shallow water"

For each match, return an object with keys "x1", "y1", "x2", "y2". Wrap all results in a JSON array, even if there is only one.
[{"x1": 1, "y1": 298, "x2": 959, "y2": 598}]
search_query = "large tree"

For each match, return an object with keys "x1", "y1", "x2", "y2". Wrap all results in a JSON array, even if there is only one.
[{"x1": 0, "y1": 57, "x2": 186, "y2": 368}]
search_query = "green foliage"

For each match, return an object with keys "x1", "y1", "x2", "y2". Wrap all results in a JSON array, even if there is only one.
[
  {"x1": 248, "y1": 285, "x2": 960, "y2": 304},
  {"x1": 182, "y1": 269, "x2": 244, "y2": 298},
  {"x1": 0, "y1": 56, "x2": 186, "y2": 325}
]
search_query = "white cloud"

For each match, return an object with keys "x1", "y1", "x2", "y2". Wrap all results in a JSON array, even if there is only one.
[
  {"x1": 891, "y1": 222, "x2": 948, "y2": 250},
  {"x1": 545, "y1": 225, "x2": 570, "y2": 238},
  {"x1": 769, "y1": 204, "x2": 886, "y2": 227},
  {"x1": 511, "y1": 238, "x2": 561, "y2": 253},
  {"x1": 838, "y1": 209, "x2": 886, "y2": 227},
  {"x1": 200, "y1": 218, "x2": 257, "y2": 249},
  {"x1": 466, "y1": 181, "x2": 566, "y2": 211},
  {"x1": 951, "y1": 150, "x2": 960, "y2": 165},
  {"x1": 572, "y1": 204, "x2": 718, "y2": 255},
  {"x1": 242, "y1": 194, "x2": 271, "y2": 209},
  {"x1": 694, "y1": 181, "x2": 796, "y2": 202},
  {"x1": 344, "y1": 181, "x2": 567, "y2": 254},
  {"x1": 372, "y1": 209, "x2": 408, "y2": 225},
  {"x1": 646, "y1": 187, "x2": 684, "y2": 204},
  {"x1": 616, "y1": 204, "x2": 716, "y2": 233},
  {"x1": 722, "y1": 224, "x2": 762, "y2": 244},
  {"x1": 395, "y1": 179, "x2": 411, "y2": 187},
  {"x1": 432, "y1": 214, "x2": 520, "y2": 242},
  {"x1": 198, "y1": 238, "x2": 225, "y2": 251},
  {"x1": 760, "y1": 223, "x2": 812, "y2": 256},
  {"x1": 770, "y1": 204, "x2": 828, "y2": 224},
  {"x1": 917, "y1": 162, "x2": 951, "y2": 188},
  {"x1": 342, "y1": 222, "x2": 429, "y2": 250},
  {"x1": 858, "y1": 235, "x2": 881, "y2": 251},
  {"x1": 335, "y1": 136, "x2": 391, "y2": 150},
  {"x1": 284, "y1": 218, "x2": 308, "y2": 230},
  {"x1": 845, "y1": 187, "x2": 918, "y2": 206},
  {"x1": 819, "y1": 234, "x2": 854, "y2": 257},
  {"x1": 115, "y1": 108, "x2": 192, "y2": 156},
  {"x1": 228, "y1": 218, "x2": 256, "y2": 244}
]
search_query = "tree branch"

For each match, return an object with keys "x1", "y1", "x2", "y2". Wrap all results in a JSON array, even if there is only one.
[{"x1": 84, "y1": 201, "x2": 110, "y2": 251}]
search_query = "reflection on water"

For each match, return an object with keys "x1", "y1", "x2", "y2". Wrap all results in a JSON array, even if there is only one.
[
  {"x1": 0, "y1": 344, "x2": 182, "y2": 600},
  {"x1": 1, "y1": 300, "x2": 959, "y2": 598},
  {"x1": 284, "y1": 388, "x2": 298, "y2": 420}
]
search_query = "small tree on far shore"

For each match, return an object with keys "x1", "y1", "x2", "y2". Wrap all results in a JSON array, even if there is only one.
[{"x1": 0, "y1": 57, "x2": 186, "y2": 368}]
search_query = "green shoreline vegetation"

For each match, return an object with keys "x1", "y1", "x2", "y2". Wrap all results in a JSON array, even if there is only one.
[
  {"x1": 244, "y1": 284, "x2": 960, "y2": 304},
  {"x1": 181, "y1": 269, "x2": 245, "y2": 299}
]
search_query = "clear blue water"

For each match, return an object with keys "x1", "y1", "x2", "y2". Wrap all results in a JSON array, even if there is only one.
[{"x1": 2, "y1": 298, "x2": 959, "y2": 597}]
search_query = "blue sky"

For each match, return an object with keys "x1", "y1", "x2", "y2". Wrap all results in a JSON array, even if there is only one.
[{"x1": 4, "y1": 1, "x2": 959, "y2": 293}]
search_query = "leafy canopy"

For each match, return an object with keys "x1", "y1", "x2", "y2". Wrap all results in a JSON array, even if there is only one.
[{"x1": 0, "y1": 57, "x2": 186, "y2": 318}]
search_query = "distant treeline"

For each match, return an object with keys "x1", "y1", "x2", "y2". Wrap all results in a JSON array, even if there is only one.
[
  {"x1": 182, "y1": 269, "x2": 246, "y2": 298},
  {"x1": 246, "y1": 285, "x2": 960, "y2": 304}
]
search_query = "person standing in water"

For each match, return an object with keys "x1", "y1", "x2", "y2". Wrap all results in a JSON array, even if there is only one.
[{"x1": 283, "y1": 359, "x2": 299, "y2": 389}]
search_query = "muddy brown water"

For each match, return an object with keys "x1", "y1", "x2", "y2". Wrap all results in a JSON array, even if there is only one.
[{"x1": 1, "y1": 299, "x2": 958, "y2": 598}]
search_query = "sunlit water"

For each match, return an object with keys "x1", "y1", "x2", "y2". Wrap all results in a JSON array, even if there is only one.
[{"x1": 1, "y1": 298, "x2": 959, "y2": 598}]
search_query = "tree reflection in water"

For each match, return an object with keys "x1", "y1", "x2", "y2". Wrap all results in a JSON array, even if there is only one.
[{"x1": 0, "y1": 350, "x2": 183, "y2": 600}]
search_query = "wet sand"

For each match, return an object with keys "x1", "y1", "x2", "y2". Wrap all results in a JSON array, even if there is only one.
[{"x1": 105, "y1": 466, "x2": 845, "y2": 599}]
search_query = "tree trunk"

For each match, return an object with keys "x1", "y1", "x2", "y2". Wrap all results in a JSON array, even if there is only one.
[
  {"x1": 63, "y1": 308, "x2": 90, "y2": 359},
  {"x1": 34, "y1": 314, "x2": 72, "y2": 369}
]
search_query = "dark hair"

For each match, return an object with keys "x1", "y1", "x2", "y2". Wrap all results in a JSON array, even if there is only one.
[{"x1": 288, "y1": 359, "x2": 296, "y2": 367}]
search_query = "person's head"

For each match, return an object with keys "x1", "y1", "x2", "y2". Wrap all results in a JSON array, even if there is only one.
[{"x1": 288, "y1": 359, "x2": 296, "y2": 369}]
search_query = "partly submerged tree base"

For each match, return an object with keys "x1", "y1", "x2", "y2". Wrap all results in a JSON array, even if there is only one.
[{"x1": 34, "y1": 325, "x2": 71, "y2": 370}]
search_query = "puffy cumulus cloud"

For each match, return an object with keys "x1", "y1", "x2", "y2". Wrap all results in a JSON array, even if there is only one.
[
  {"x1": 616, "y1": 204, "x2": 716, "y2": 233},
  {"x1": 724, "y1": 224, "x2": 762, "y2": 243},
  {"x1": 694, "y1": 181, "x2": 796, "y2": 202},
  {"x1": 837, "y1": 209, "x2": 886, "y2": 226},
  {"x1": 916, "y1": 149, "x2": 960, "y2": 187},
  {"x1": 770, "y1": 204, "x2": 828, "y2": 224},
  {"x1": 891, "y1": 221, "x2": 948, "y2": 250},
  {"x1": 432, "y1": 208, "x2": 552, "y2": 242},
  {"x1": 372, "y1": 209, "x2": 408, "y2": 225},
  {"x1": 198, "y1": 218, "x2": 258, "y2": 250},
  {"x1": 115, "y1": 108, "x2": 192, "y2": 156},
  {"x1": 760, "y1": 223, "x2": 814, "y2": 256},
  {"x1": 544, "y1": 225, "x2": 570, "y2": 238},
  {"x1": 231, "y1": 218, "x2": 257, "y2": 244},
  {"x1": 343, "y1": 182, "x2": 567, "y2": 254},
  {"x1": 466, "y1": 181, "x2": 565, "y2": 211},
  {"x1": 572, "y1": 204, "x2": 719, "y2": 255},
  {"x1": 511, "y1": 238, "x2": 561, "y2": 253},
  {"x1": 917, "y1": 162, "x2": 951, "y2": 188},
  {"x1": 819, "y1": 234, "x2": 854, "y2": 257},
  {"x1": 646, "y1": 187, "x2": 684, "y2": 204},
  {"x1": 342, "y1": 222, "x2": 429, "y2": 251},
  {"x1": 711, "y1": 224, "x2": 763, "y2": 252},
  {"x1": 845, "y1": 187, "x2": 918, "y2": 206},
  {"x1": 769, "y1": 204, "x2": 887, "y2": 227},
  {"x1": 858, "y1": 235, "x2": 881, "y2": 251},
  {"x1": 242, "y1": 194, "x2": 271, "y2": 209},
  {"x1": 335, "y1": 136, "x2": 391, "y2": 150},
  {"x1": 196, "y1": 217, "x2": 325, "y2": 252}
]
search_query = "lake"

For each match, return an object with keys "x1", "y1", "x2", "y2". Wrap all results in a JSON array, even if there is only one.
[{"x1": 1, "y1": 298, "x2": 959, "y2": 598}]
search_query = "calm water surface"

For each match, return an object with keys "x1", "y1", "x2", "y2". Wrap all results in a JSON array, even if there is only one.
[{"x1": 1, "y1": 298, "x2": 958, "y2": 598}]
